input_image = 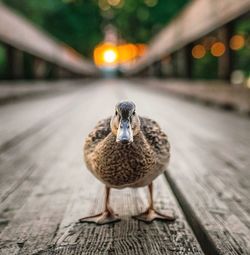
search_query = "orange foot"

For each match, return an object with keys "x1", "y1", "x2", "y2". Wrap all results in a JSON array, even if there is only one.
[
  {"x1": 79, "y1": 208, "x2": 120, "y2": 225},
  {"x1": 132, "y1": 208, "x2": 175, "y2": 223}
]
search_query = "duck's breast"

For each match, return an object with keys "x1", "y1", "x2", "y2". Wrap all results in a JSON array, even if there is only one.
[
  {"x1": 84, "y1": 116, "x2": 170, "y2": 188},
  {"x1": 90, "y1": 133, "x2": 157, "y2": 188}
]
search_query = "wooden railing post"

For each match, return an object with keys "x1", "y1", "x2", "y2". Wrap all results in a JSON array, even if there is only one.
[
  {"x1": 172, "y1": 52, "x2": 179, "y2": 78},
  {"x1": 6, "y1": 45, "x2": 14, "y2": 79},
  {"x1": 217, "y1": 23, "x2": 234, "y2": 81},
  {"x1": 45, "y1": 63, "x2": 57, "y2": 80},
  {"x1": 184, "y1": 43, "x2": 193, "y2": 79},
  {"x1": 33, "y1": 58, "x2": 47, "y2": 79},
  {"x1": 5, "y1": 45, "x2": 24, "y2": 79},
  {"x1": 153, "y1": 60, "x2": 163, "y2": 78},
  {"x1": 23, "y1": 53, "x2": 35, "y2": 79}
]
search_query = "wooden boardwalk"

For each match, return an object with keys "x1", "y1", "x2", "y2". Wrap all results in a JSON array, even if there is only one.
[{"x1": 0, "y1": 79, "x2": 250, "y2": 255}]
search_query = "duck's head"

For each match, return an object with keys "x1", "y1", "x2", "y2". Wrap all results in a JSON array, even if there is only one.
[{"x1": 110, "y1": 101, "x2": 140, "y2": 144}]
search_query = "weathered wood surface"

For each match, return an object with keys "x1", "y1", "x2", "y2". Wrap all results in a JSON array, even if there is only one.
[
  {"x1": 133, "y1": 78, "x2": 250, "y2": 114},
  {"x1": 123, "y1": 0, "x2": 250, "y2": 74},
  {"x1": 0, "y1": 3, "x2": 97, "y2": 75},
  {"x1": 0, "y1": 80, "x2": 204, "y2": 255},
  {"x1": 120, "y1": 81, "x2": 250, "y2": 254},
  {"x1": 0, "y1": 79, "x2": 250, "y2": 254},
  {"x1": 0, "y1": 80, "x2": 91, "y2": 105}
]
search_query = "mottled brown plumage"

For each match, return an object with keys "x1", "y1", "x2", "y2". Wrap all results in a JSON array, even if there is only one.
[
  {"x1": 84, "y1": 117, "x2": 170, "y2": 189},
  {"x1": 80, "y1": 101, "x2": 175, "y2": 224}
]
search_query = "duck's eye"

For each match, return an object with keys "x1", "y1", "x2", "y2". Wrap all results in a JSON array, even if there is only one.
[
  {"x1": 132, "y1": 111, "x2": 135, "y2": 115},
  {"x1": 115, "y1": 111, "x2": 118, "y2": 116}
]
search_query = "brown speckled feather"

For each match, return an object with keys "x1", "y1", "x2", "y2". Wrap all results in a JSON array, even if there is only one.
[
  {"x1": 84, "y1": 116, "x2": 170, "y2": 188},
  {"x1": 84, "y1": 117, "x2": 111, "y2": 155},
  {"x1": 139, "y1": 117, "x2": 170, "y2": 157}
]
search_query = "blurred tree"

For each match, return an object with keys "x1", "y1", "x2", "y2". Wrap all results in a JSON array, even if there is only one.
[
  {"x1": 43, "y1": 1, "x2": 103, "y2": 58},
  {"x1": 192, "y1": 54, "x2": 218, "y2": 80},
  {"x1": 2, "y1": 0, "x2": 102, "y2": 57},
  {"x1": 2, "y1": 0, "x2": 188, "y2": 57},
  {"x1": 111, "y1": 0, "x2": 188, "y2": 43}
]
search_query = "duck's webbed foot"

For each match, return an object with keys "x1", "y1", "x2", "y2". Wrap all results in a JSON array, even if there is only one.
[
  {"x1": 132, "y1": 183, "x2": 176, "y2": 223},
  {"x1": 79, "y1": 187, "x2": 120, "y2": 225},
  {"x1": 79, "y1": 207, "x2": 120, "y2": 225},
  {"x1": 132, "y1": 207, "x2": 175, "y2": 223}
]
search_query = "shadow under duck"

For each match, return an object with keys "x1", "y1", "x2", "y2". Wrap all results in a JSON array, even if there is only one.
[{"x1": 79, "y1": 101, "x2": 175, "y2": 225}]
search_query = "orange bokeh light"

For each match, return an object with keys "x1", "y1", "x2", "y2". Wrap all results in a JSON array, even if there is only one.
[
  {"x1": 117, "y1": 44, "x2": 137, "y2": 63},
  {"x1": 94, "y1": 43, "x2": 118, "y2": 67},
  {"x1": 93, "y1": 42, "x2": 147, "y2": 67},
  {"x1": 230, "y1": 35, "x2": 245, "y2": 50},
  {"x1": 211, "y1": 42, "x2": 225, "y2": 57},
  {"x1": 136, "y1": 44, "x2": 147, "y2": 56},
  {"x1": 192, "y1": 44, "x2": 206, "y2": 59}
]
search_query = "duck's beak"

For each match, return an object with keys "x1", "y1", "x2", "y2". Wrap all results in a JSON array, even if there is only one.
[{"x1": 116, "y1": 119, "x2": 133, "y2": 144}]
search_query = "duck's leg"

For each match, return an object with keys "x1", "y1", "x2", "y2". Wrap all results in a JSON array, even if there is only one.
[
  {"x1": 133, "y1": 183, "x2": 175, "y2": 223},
  {"x1": 79, "y1": 186, "x2": 121, "y2": 225}
]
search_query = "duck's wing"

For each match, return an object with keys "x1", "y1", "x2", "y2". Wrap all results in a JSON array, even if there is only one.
[
  {"x1": 139, "y1": 116, "x2": 170, "y2": 158},
  {"x1": 84, "y1": 117, "x2": 111, "y2": 155}
]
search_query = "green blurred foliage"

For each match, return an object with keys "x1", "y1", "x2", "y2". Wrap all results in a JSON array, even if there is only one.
[
  {"x1": 0, "y1": 43, "x2": 6, "y2": 76},
  {"x1": 112, "y1": 0, "x2": 188, "y2": 43},
  {"x1": 192, "y1": 54, "x2": 218, "y2": 80},
  {"x1": 234, "y1": 19, "x2": 250, "y2": 76},
  {"x1": 2, "y1": 0, "x2": 102, "y2": 57},
  {"x1": 2, "y1": 0, "x2": 188, "y2": 57}
]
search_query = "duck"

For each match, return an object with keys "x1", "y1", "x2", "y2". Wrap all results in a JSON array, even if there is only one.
[{"x1": 79, "y1": 101, "x2": 175, "y2": 225}]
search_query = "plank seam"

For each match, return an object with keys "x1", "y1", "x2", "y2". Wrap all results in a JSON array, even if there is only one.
[
  {"x1": 164, "y1": 171, "x2": 220, "y2": 255},
  {"x1": 0, "y1": 166, "x2": 35, "y2": 203}
]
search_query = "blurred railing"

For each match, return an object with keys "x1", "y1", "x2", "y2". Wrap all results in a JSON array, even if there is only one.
[
  {"x1": 122, "y1": 0, "x2": 250, "y2": 80},
  {"x1": 0, "y1": 3, "x2": 98, "y2": 79}
]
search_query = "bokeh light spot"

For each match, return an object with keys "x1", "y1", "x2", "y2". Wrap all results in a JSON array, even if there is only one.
[
  {"x1": 211, "y1": 42, "x2": 225, "y2": 57},
  {"x1": 107, "y1": 0, "x2": 121, "y2": 7},
  {"x1": 98, "y1": 0, "x2": 111, "y2": 11},
  {"x1": 192, "y1": 44, "x2": 206, "y2": 59},
  {"x1": 230, "y1": 35, "x2": 245, "y2": 50},
  {"x1": 231, "y1": 70, "x2": 245, "y2": 86},
  {"x1": 93, "y1": 42, "x2": 147, "y2": 68},
  {"x1": 103, "y1": 49, "x2": 118, "y2": 63},
  {"x1": 94, "y1": 43, "x2": 118, "y2": 67},
  {"x1": 144, "y1": 0, "x2": 158, "y2": 7}
]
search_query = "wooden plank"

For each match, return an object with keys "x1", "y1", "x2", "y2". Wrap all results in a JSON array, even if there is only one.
[
  {"x1": 121, "y1": 81, "x2": 250, "y2": 254},
  {"x1": 0, "y1": 3, "x2": 98, "y2": 75},
  {"x1": 0, "y1": 84, "x2": 102, "y2": 234},
  {"x1": 43, "y1": 177, "x2": 203, "y2": 255},
  {"x1": 131, "y1": 78, "x2": 250, "y2": 114},
  {"x1": 0, "y1": 87, "x2": 91, "y2": 207},
  {"x1": 123, "y1": 0, "x2": 250, "y2": 74},
  {"x1": 0, "y1": 81, "x2": 87, "y2": 148},
  {"x1": 0, "y1": 80, "x2": 204, "y2": 254},
  {"x1": 0, "y1": 83, "x2": 104, "y2": 254},
  {"x1": 0, "y1": 80, "x2": 89, "y2": 104}
]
